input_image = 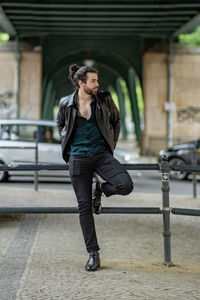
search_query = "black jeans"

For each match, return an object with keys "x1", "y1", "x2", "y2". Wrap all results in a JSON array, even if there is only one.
[{"x1": 69, "y1": 151, "x2": 134, "y2": 253}]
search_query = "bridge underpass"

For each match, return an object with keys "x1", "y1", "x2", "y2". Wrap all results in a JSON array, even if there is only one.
[
  {"x1": 1, "y1": 3, "x2": 200, "y2": 297},
  {"x1": 41, "y1": 44, "x2": 141, "y2": 140},
  {"x1": 0, "y1": 1, "x2": 200, "y2": 144}
]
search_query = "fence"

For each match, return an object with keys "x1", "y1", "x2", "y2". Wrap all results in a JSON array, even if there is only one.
[
  {"x1": 1, "y1": 140, "x2": 199, "y2": 197},
  {"x1": 0, "y1": 156, "x2": 200, "y2": 266},
  {"x1": 0, "y1": 144, "x2": 39, "y2": 190}
]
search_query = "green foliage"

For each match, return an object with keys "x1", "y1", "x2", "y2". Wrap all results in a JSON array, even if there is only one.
[
  {"x1": 179, "y1": 26, "x2": 200, "y2": 46},
  {"x1": 0, "y1": 33, "x2": 9, "y2": 42}
]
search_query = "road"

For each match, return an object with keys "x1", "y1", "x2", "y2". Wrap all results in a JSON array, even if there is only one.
[
  {"x1": 133, "y1": 170, "x2": 200, "y2": 196},
  {"x1": 1, "y1": 170, "x2": 199, "y2": 197}
]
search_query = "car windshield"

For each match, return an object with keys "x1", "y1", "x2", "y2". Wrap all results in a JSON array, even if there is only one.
[
  {"x1": 37, "y1": 126, "x2": 60, "y2": 143},
  {"x1": 0, "y1": 124, "x2": 60, "y2": 143},
  {"x1": 0, "y1": 124, "x2": 37, "y2": 141}
]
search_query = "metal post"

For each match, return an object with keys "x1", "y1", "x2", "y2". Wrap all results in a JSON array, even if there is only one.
[
  {"x1": 192, "y1": 146, "x2": 197, "y2": 199},
  {"x1": 116, "y1": 78, "x2": 128, "y2": 140},
  {"x1": 148, "y1": 136, "x2": 152, "y2": 162},
  {"x1": 167, "y1": 38, "x2": 173, "y2": 148},
  {"x1": 14, "y1": 35, "x2": 20, "y2": 118},
  {"x1": 34, "y1": 132, "x2": 39, "y2": 191},
  {"x1": 160, "y1": 156, "x2": 173, "y2": 266}
]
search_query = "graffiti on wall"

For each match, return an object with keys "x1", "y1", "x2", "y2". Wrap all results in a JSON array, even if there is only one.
[
  {"x1": 0, "y1": 91, "x2": 15, "y2": 118},
  {"x1": 177, "y1": 106, "x2": 200, "y2": 123}
]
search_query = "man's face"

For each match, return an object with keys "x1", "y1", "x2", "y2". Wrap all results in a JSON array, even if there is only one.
[{"x1": 80, "y1": 72, "x2": 99, "y2": 95}]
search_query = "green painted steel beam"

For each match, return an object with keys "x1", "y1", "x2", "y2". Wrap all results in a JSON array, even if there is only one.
[
  {"x1": 0, "y1": 5, "x2": 16, "y2": 35},
  {"x1": 42, "y1": 80, "x2": 53, "y2": 120},
  {"x1": 13, "y1": 26, "x2": 174, "y2": 32},
  {"x1": 127, "y1": 68, "x2": 141, "y2": 141},
  {"x1": 12, "y1": 21, "x2": 182, "y2": 28},
  {"x1": 40, "y1": 36, "x2": 142, "y2": 84},
  {"x1": 2, "y1": 1, "x2": 200, "y2": 40},
  {"x1": 5, "y1": 9, "x2": 197, "y2": 16},
  {"x1": 3, "y1": 3, "x2": 200, "y2": 9},
  {"x1": 9, "y1": 16, "x2": 190, "y2": 22},
  {"x1": 116, "y1": 78, "x2": 128, "y2": 140},
  {"x1": 19, "y1": 32, "x2": 169, "y2": 39},
  {"x1": 173, "y1": 14, "x2": 200, "y2": 36},
  {"x1": 48, "y1": 89, "x2": 56, "y2": 120},
  {"x1": 42, "y1": 48, "x2": 128, "y2": 84}
]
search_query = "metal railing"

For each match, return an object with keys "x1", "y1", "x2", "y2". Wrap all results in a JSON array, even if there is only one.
[
  {"x1": 0, "y1": 140, "x2": 39, "y2": 191},
  {"x1": 0, "y1": 157, "x2": 200, "y2": 266},
  {"x1": 1, "y1": 141, "x2": 199, "y2": 197}
]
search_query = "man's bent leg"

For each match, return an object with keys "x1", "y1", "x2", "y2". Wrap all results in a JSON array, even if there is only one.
[
  {"x1": 95, "y1": 152, "x2": 133, "y2": 197},
  {"x1": 69, "y1": 156, "x2": 100, "y2": 253},
  {"x1": 102, "y1": 172, "x2": 133, "y2": 197}
]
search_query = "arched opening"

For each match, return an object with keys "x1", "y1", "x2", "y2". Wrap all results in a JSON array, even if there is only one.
[{"x1": 42, "y1": 47, "x2": 143, "y2": 141}]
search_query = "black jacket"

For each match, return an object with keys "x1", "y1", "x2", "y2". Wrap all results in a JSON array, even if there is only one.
[{"x1": 56, "y1": 90, "x2": 120, "y2": 162}]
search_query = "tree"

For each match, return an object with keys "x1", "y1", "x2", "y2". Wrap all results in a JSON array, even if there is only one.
[
  {"x1": 179, "y1": 26, "x2": 200, "y2": 46},
  {"x1": 0, "y1": 33, "x2": 9, "y2": 42}
]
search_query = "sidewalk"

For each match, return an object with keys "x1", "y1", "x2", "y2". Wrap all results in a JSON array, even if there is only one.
[{"x1": 0, "y1": 187, "x2": 200, "y2": 299}]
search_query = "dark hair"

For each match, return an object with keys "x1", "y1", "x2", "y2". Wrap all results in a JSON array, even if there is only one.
[{"x1": 69, "y1": 64, "x2": 98, "y2": 87}]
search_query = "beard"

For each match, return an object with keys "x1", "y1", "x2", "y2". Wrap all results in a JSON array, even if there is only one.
[{"x1": 83, "y1": 85, "x2": 98, "y2": 95}]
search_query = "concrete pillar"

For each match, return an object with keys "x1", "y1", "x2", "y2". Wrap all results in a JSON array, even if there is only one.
[{"x1": 0, "y1": 42, "x2": 42, "y2": 119}]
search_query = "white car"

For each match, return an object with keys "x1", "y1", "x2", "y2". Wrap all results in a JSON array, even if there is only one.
[{"x1": 0, "y1": 119, "x2": 140, "y2": 182}]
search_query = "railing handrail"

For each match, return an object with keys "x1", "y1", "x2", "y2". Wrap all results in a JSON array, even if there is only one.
[
  {"x1": 0, "y1": 163, "x2": 160, "y2": 171},
  {"x1": 0, "y1": 157, "x2": 200, "y2": 267},
  {"x1": 0, "y1": 146, "x2": 37, "y2": 149},
  {"x1": 0, "y1": 162, "x2": 200, "y2": 172}
]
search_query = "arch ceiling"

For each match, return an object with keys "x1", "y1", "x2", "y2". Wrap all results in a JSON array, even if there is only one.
[
  {"x1": 1, "y1": 1, "x2": 200, "y2": 39},
  {"x1": 1, "y1": 0, "x2": 200, "y2": 140}
]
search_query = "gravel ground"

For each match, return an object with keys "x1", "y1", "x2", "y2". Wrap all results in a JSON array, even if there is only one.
[{"x1": 0, "y1": 187, "x2": 200, "y2": 300}]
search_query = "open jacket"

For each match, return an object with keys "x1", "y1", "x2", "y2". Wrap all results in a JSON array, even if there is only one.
[{"x1": 56, "y1": 90, "x2": 120, "y2": 162}]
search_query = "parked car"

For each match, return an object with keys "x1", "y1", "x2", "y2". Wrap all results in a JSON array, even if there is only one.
[
  {"x1": 0, "y1": 119, "x2": 140, "y2": 182},
  {"x1": 158, "y1": 139, "x2": 200, "y2": 180}
]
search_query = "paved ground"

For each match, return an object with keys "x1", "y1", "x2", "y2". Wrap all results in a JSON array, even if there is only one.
[{"x1": 0, "y1": 187, "x2": 200, "y2": 299}]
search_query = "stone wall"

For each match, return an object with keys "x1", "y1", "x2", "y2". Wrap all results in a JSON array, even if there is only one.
[
  {"x1": 0, "y1": 51, "x2": 16, "y2": 118},
  {"x1": 0, "y1": 42, "x2": 42, "y2": 119},
  {"x1": 19, "y1": 51, "x2": 42, "y2": 119},
  {"x1": 142, "y1": 44, "x2": 200, "y2": 154}
]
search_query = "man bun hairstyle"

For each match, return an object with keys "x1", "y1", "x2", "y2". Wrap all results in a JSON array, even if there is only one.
[
  {"x1": 69, "y1": 64, "x2": 80, "y2": 82},
  {"x1": 69, "y1": 63, "x2": 98, "y2": 88}
]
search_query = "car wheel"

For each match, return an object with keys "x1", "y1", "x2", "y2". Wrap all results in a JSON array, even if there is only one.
[
  {"x1": 169, "y1": 158, "x2": 188, "y2": 180},
  {"x1": 0, "y1": 161, "x2": 9, "y2": 182}
]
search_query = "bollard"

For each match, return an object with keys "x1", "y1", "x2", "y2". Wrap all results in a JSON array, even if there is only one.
[
  {"x1": 34, "y1": 136, "x2": 39, "y2": 191},
  {"x1": 148, "y1": 136, "x2": 152, "y2": 162},
  {"x1": 192, "y1": 146, "x2": 197, "y2": 199},
  {"x1": 160, "y1": 155, "x2": 172, "y2": 266}
]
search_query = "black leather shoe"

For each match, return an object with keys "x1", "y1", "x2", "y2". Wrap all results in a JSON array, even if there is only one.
[
  {"x1": 85, "y1": 251, "x2": 100, "y2": 271},
  {"x1": 92, "y1": 181, "x2": 102, "y2": 215}
]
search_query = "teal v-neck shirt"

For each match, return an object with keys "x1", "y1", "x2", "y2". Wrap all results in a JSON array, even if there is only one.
[{"x1": 67, "y1": 95, "x2": 108, "y2": 155}]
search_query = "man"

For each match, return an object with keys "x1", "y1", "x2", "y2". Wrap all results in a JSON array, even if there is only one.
[{"x1": 57, "y1": 64, "x2": 133, "y2": 272}]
